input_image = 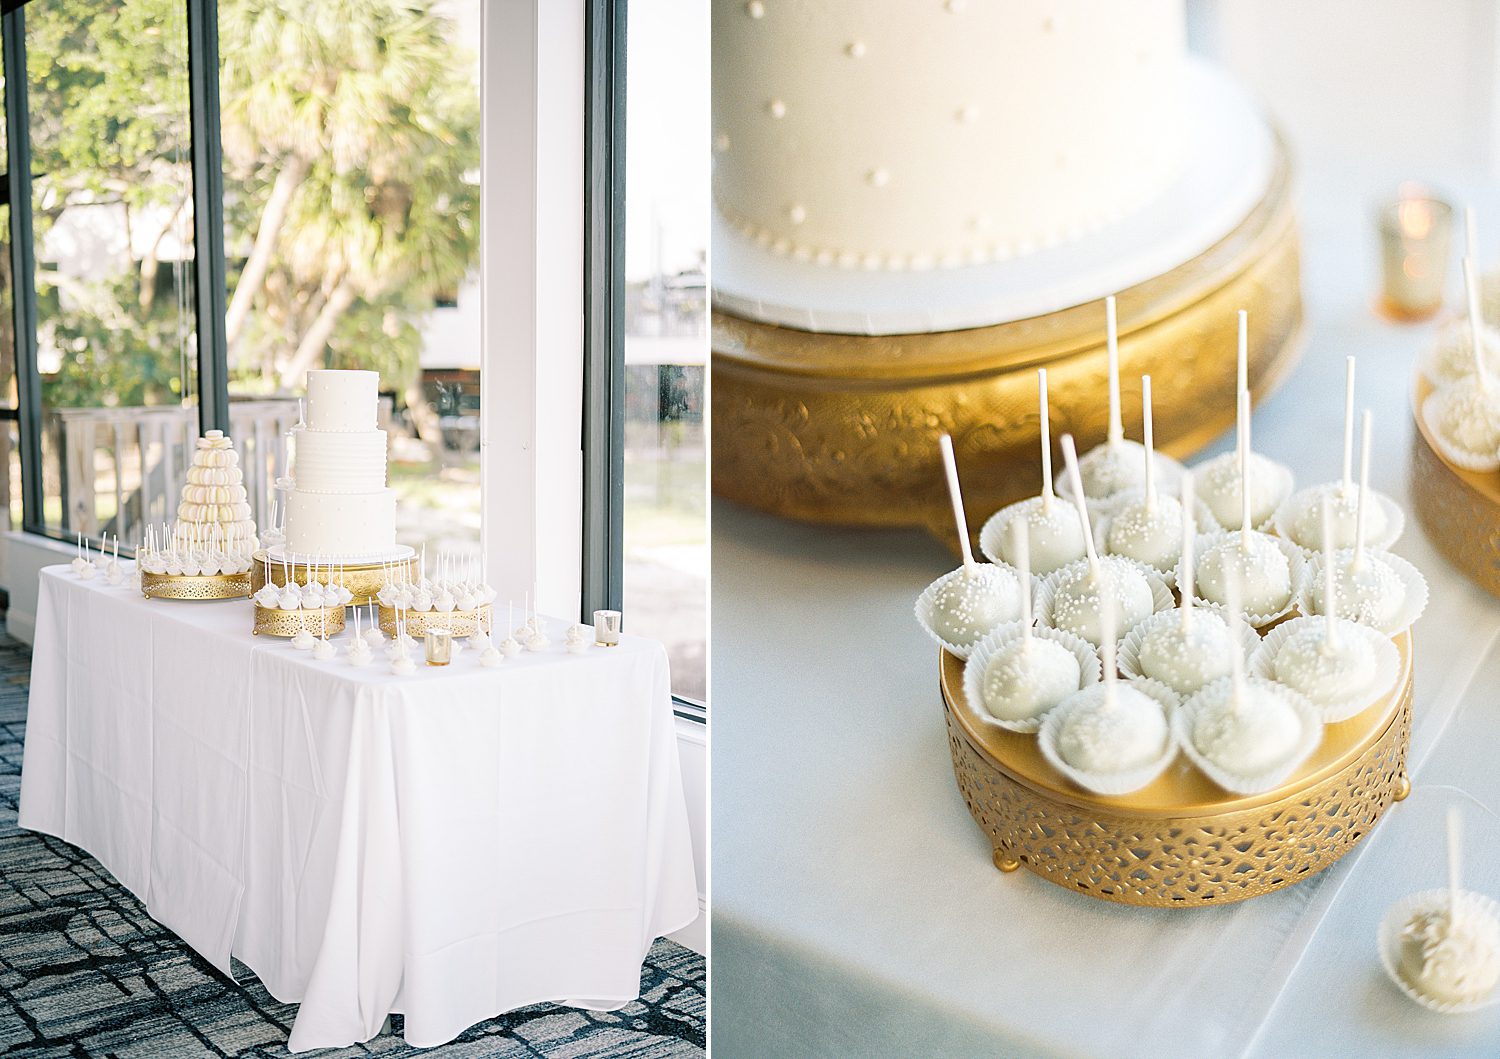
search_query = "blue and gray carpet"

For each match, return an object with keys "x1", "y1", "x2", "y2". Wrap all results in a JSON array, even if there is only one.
[{"x1": 0, "y1": 630, "x2": 705, "y2": 1057}]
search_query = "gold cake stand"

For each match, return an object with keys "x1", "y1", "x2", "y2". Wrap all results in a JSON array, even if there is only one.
[
  {"x1": 377, "y1": 604, "x2": 493, "y2": 639},
  {"x1": 252, "y1": 603, "x2": 347, "y2": 638},
  {"x1": 712, "y1": 135, "x2": 1304, "y2": 534},
  {"x1": 141, "y1": 570, "x2": 252, "y2": 601},
  {"x1": 1410, "y1": 376, "x2": 1500, "y2": 598},
  {"x1": 252, "y1": 551, "x2": 417, "y2": 608},
  {"x1": 941, "y1": 632, "x2": 1413, "y2": 907}
]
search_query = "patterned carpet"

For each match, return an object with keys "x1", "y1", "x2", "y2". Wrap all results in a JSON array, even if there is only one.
[{"x1": 0, "y1": 631, "x2": 705, "y2": 1058}]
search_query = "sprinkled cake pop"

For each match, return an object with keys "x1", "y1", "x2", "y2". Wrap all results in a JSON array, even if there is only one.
[
  {"x1": 971, "y1": 522, "x2": 1084, "y2": 725},
  {"x1": 1194, "y1": 391, "x2": 1294, "y2": 618},
  {"x1": 1426, "y1": 258, "x2": 1500, "y2": 469},
  {"x1": 1196, "y1": 312, "x2": 1294, "y2": 528},
  {"x1": 1043, "y1": 435, "x2": 1157, "y2": 646},
  {"x1": 916, "y1": 435, "x2": 1023, "y2": 653},
  {"x1": 291, "y1": 626, "x2": 316, "y2": 651},
  {"x1": 980, "y1": 369, "x2": 1089, "y2": 575},
  {"x1": 1426, "y1": 213, "x2": 1500, "y2": 387},
  {"x1": 1102, "y1": 375, "x2": 1185, "y2": 576},
  {"x1": 1129, "y1": 471, "x2": 1238, "y2": 695}
]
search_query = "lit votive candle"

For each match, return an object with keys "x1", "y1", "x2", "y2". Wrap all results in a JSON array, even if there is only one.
[
  {"x1": 594, "y1": 609, "x2": 622, "y2": 647},
  {"x1": 425, "y1": 628, "x2": 452, "y2": 666},
  {"x1": 1377, "y1": 188, "x2": 1453, "y2": 321}
]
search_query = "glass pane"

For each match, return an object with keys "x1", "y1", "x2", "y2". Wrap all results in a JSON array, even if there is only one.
[
  {"x1": 26, "y1": 0, "x2": 197, "y2": 548},
  {"x1": 623, "y1": 0, "x2": 709, "y2": 702},
  {"x1": 219, "y1": 0, "x2": 482, "y2": 556}
]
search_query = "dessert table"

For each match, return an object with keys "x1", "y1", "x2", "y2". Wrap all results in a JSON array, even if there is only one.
[
  {"x1": 17, "y1": 566, "x2": 698, "y2": 1052},
  {"x1": 711, "y1": 183, "x2": 1500, "y2": 1054}
]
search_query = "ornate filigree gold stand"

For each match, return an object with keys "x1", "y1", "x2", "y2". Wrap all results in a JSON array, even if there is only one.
[
  {"x1": 252, "y1": 552, "x2": 416, "y2": 607},
  {"x1": 141, "y1": 570, "x2": 252, "y2": 601},
  {"x1": 1410, "y1": 376, "x2": 1500, "y2": 598},
  {"x1": 377, "y1": 605, "x2": 493, "y2": 639},
  {"x1": 712, "y1": 135, "x2": 1304, "y2": 533},
  {"x1": 252, "y1": 604, "x2": 347, "y2": 637},
  {"x1": 941, "y1": 633, "x2": 1413, "y2": 907}
]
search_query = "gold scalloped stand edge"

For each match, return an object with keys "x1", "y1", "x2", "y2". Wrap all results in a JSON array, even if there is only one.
[
  {"x1": 251, "y1": 552, "x2": 417, "y2": 608},
  {"x1": 377, "y1": 605, "x2": 493, "y2": 639},
  {"x1": 711, "y1": 134, "x2": 1305, "y2": 533},
  {"x1": 940, "y1": 633, "x2": 1414, "y2": 907},
  {"x1": 141, "y1": 570, "x2": 252, "y2": 601},
  {"x1": 1410, "y1": 376, "x2": 1500, "y2": 598}
]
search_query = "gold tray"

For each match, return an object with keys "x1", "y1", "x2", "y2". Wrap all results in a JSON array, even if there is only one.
[
  {"x1": 712, "y1": 133, "x2": 1303, "y2": 534},
  {"x1": 251, "y1": 552, "x2": 417, "y2": 607},
  {"x1": 252, "y1": 603, "x2": 347, "y2": 638},
  {"x1": 941, "y1": 632, "x2": 1413, "y2": 907},
  {"x1": 1410, "y1": 375, "x2": 1500, "y2": 597},
  {"x1": 377, "y1": 604, "x2": 493, "y2": 639},
  {"x1": 141, "y1": 570, "x2": 252, "y2": 601}
]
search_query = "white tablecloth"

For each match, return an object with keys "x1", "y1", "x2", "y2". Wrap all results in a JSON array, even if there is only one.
[{"x1": 17, "y1": 567, "x2": 698, "y2": 1051}]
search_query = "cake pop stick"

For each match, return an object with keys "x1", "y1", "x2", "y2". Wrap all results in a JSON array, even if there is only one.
[
  {"x1": 1012, "y1": 519, "x2": 1032, "y2": 648},
  {"x1": 1059, "y1": 433, "x2": 1101, "y2": 580},
  {"x1": 1105, "y1": 295, "x2": 1123, "y2": 446},
  {"x1": 1321, "y1": 493, "x2": 1340, "y2": 650},
  {"x1": 1354, "y1": 409, "x2": 1373, "y2": 571},
  {"x1": 1226, "y1": 559, "x2": 1246, "y2": 707},
  {"x1": 1449, "y1": 806, "x2": 1463, "y2": 922},
  {"x1": 1099, "y1": 553, "x2": 1118, "y2": 703},
  {"x1": 1179, "y1": 470, "x2": 1196, "y2": 632},
  {"x1": 1341, "y1": 356, "x2": 1356, "y2": 494},
  {"x1": 1142, "y1": 374, "x2": 1156, "y2": 512},
  {"x1": 1237, "y1": 309, "x2": 1248, "y2": 406},
  {"x1": 938, "y1": 433, "x2": 977, "y2": 577},
  {"x1": 1038, "y1": 368, "x2": 1054, "y2": 514},
  {"x1": 1238, "y1": 389, "x2": 1254, "y2": 550},
  {"x1": 1467, "y1": 204, "x2": 1479, "y2": 270},
  {"x1": 1465, "y1": 257, "x2": 1489, "y2": 392}
]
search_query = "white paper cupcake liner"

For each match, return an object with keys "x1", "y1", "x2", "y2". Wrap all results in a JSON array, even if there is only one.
[
  {"x1": 914, "y1": 563, "x2": 1025, "y2": 660},
  {"x1": 1173, "y1": 676, "x2": 1323, "y2": 795},
  {"x1": 1378, "y1": 889, "x2": 1500, "y2": 1014},
  {"x1": 1421, "y1": 387, "x2": 1500, "y2": 473},
  {"x1": 1092, "y1": 492, "x2": 1220, "y2": 587},
  {"x1": 1034, "y1": 556, "x2": 1175, "y2": 646},
  {"x1": 1249, "y1": 615, "x2": 1401, "y2": 723},
  {"x1": 1118, "y1": 606, "x2": 1263, "y2": 693},
  {"x1": 962, "y1": 621, "x2": 1102, "y2": 733},
  {"x1": 1271, "y1": 482, "x2": 1405, "y2": 555},
  {"x1": 1036, "y1": 678, "x2": 1181, "y2": 796},
  {"x1": 1295, "y1": 549, "x2": 1429, "y2": 637},
  {"x1": 976, "y1": 494, "x2": 1080, "y2": 576},
  {"x1": 1186, "y1": 453, "x2": 1296, "y2": 533},
  {"x1": 1175, "y1": 530, "x2": 1305, "y2": 629}
]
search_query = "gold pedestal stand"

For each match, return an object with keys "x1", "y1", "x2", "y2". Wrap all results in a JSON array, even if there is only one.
[
  {"x1": 377, "y1": 604, "x2": 493, "y2": 639},
  {"x1": 941, "y1": 633, "x2": 1413, "y2": 907},
  {"x1": 141, "y1": 570, "x2": 252, "y2": 601},
  {"x1": 252, "y1": 604, "x2": 347, "y2": 638},
  {"x1": 712, "y1": 136, "x2": 1304, "y2": 533},
  {"x1": 252, "y1": 552, "x2": 416, "y2": 608},
  {"x1": 1410, "y1": 377, "x2": 1500, "y2": 598}
]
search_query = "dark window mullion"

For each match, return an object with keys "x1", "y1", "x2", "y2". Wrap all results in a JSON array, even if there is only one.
[
  {"x1": 3, "y1": 6, "x2": 42, "y2": 535},
  {"x1": 186, "y1": 0, "x2": 228, "y2": 432}
]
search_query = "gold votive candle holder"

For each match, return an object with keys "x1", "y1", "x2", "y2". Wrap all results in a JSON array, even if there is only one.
[
  {"x1": 425, "y1": 628, "x2": 452, "y2": 666},
  {"x1": 594, "y1": 609, "x2": 621, "y2": 647},
  {"x1": 1377, "y1": 189, "x2": 1453, "y2": 321}
]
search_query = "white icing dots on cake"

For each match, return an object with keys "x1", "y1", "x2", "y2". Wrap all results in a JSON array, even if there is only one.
[
  {"x1": 1191, "y1": 682, "x2": 1305, "y2": 776},
  {"x1": 768, "y1": 98, "x2": 786, "y2": 119},
  {"x1": 1195, "y1": 533, "x2": 1292, "y2": 617},
  {"x1": 788, "y1": 205, "x2": 806, "y2": 225},
  {"x1": 980, "y1": 637, "x2": 1081, "y2": 723},
  {"x1": 1398, "y1": 904, "x2": 1500, "y2": 1007},
  {"x1": 1136, "y1": 611, "x2": 1235, "y2": 695},
  {"x1": 746, "y1": 0, "x2": 764, "y2": 17},
  {"x1": 846, "y1": 40, "x2": 866, "y2": 58},
  {"x1": 866, "y1": 168, "x2": 890, "y2": 188},
  {"x1": 1057, "y1": 686, "x2": 1168, "y2": 773},
  {"x1": 1047, "y1": 556, "x2": 1155, "y2": 646}
]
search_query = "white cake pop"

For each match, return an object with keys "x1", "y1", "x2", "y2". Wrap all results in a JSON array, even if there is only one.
[
  {"x1": 918, "y1": 435, "x2": 1024, "y2": 651},
  {"x1": 71, "y1": 534, "x2": 90, "y2": 576},
  {"x1": 481, "y1": 645, "x2": 504, "y2": 666},
  {"x1": 1427, "y1": 258, "x2": 1500, "y2": 465},
  {"x1": 526, "y1": 630, "x2": 550, "y2": 652},
  {"x1": 346, "y1": 633, "x2": 372, "y2": 667},
  {"x1": 291, "y1": 627, "x2": 316, "y2": 650},
  {"x1": 1073, "y1": 297, "x2": 1178, "y2": 502},
  {"x1": 1102, "y1": 376, "x2": 1185, "y2": 575},
  {"x1": 312, "y1": 636, "x2": 336, "y2": 661},
  {"x1": 1428, "y1": 225, "x2": 1500, "y2": 387},
  {"x1": 391, "y1": 653, "x2": 415, "y2": 675}
]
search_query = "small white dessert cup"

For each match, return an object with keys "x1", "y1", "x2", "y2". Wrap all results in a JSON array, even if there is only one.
[
  {"x1": 1176, "y1": 530, "x2": 1305, "y2": 629},
  {"x1": 1034, "y1": 557, "x2": 1174, "y2": 647},
  {"x1": 1295, "y1": 549, "x2": 1429, "y2": 637},
  {"x1": 1118, "y1": 605, "x2": 1262, "y2": 696},
  {"x1": 1271, "y1": 483, "x2": 1405, "y2": 555},
  {"x1": 1173, "y1": 676, "x2": 1322, "y2": 796},
  {"x1": 1249, "y1": 615, "x2": 1401, "y2": 723},
  {"x1": 1093, "y1": 492, "x2": 1220, "y2": 587},
  {"x1": 1036, "y1": 677, "x2": 1180, "y2": 796},
  {"x1": 961, "y1": 620, "x2": 1101, "y2": 734},
  {"x1": 1378, "y1": 889, "x2": 1500, "y2": 1014},
  {"x1": 914, "y1": 563, "x2": 1024, "y2": 660},
  {"x1": 1421, "y1": 387, "x2": 1500, "y2": 473}
]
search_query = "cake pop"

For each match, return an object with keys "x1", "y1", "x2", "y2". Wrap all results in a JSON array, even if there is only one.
[
  {"x1": 1127, "y1": 471, "x2": 1239, "y2": 695},
  {"x1": 362, "y1": 604, "x2": 384, "y2": 645},
  {"x1": 916, "y1": 435, "x2": 1023, "y2": 654},
  {"x1": 1425, "y1": 258, "x2": 1500, "y2": 469},
  {"x1": 499, "y1": 602, "x2": 523, "y2": 656},
  {"x1": 1101, "y1": 376, "x2": 1186, "y2": 577},
  {"x1": 391, "y1": 652, "x2": 415, "y2": 675},
  {"x1": 967, "y1": 522, "x2": 1088, "y2": 727},
  {"x1": 71, "y1": 533, "x2": 90, "y2": 576},
  {"x1": 469, "y1": 616, "x2": 493, "y2": 653},
  {"x1": 565, "y1": 623, "x2": 591, "y2": 654},
  {"x1": 480, "y1": 644, "x2": 504, "y2": 667},
  {"x1": 1041, "y1": 435, "x2": 1158, "y2": 647},
  {"x1": 312, "y1": 635, "x2": 336, "y2": 661},
  {"x1": 1196, "y1": 312, "x2": 1294, "y2": 529},
  {"x1": 104, "y1": 536, "x2": 124, "y2": 584},
  {"x1": 1427, "y1": 212, "x2": 1500, "y2": 386},
  {"x1": 979, "y1": 369, "x2": 1089, "y2": 575},
  {"x1": 291, "y1": 626, "x2": 316, "y2": 650},
  {"x1": 1072, "y1": 296, "x2": 1180, "y2": 503}
]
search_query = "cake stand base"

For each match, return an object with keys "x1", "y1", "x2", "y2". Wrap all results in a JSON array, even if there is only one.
[
  {"x1": 378, "y1": 605, "x2": 493, "y2": 639},
  {"x1": 712, "y1": 135, "x2": 1303, "y2": 533},
  {"x1": 141, "y1": 570, "x2": 251, "y2": 601},
  {"x1": 1410, "y1": 376, "x2": 1500, "y2": 598},
  {"x1": 252, "y1": 604, "x2": 347, "y2": 638},
  {"x1": 941, "y1": 634, "x2": 1413, "y2": 908},
  {"x1": 253, "y1": 551, "x2": 416, "y2": 608}
]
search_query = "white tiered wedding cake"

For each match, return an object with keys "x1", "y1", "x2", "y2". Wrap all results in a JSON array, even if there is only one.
[{"x1": 280, "y1": 369, "x2": 399, "y2": 559}]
